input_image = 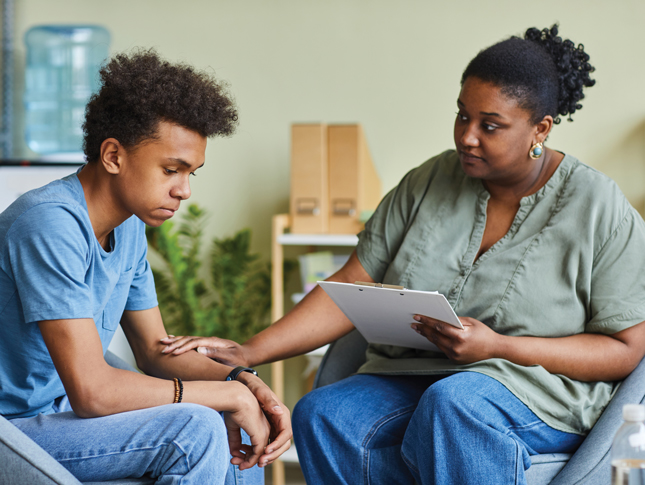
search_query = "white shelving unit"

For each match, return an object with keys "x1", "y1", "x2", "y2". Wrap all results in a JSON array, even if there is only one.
[
  {"x1": 270, "y1": 214, "x2": 358, "y2": 484},
  {"x1": 277, "y1": 233, "x2": 359, "y2": 247}
]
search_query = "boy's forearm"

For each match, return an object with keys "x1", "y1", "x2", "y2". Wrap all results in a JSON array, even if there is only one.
[
  {"x1": 138, "y1": 344, "x2": 234, "y2": 381},
  {"x1": 38, "y1": 318, "x2": 249, "y2": 418},
  {"x1": 80, "y1": 365, "x2": 248, "y2": 418}
]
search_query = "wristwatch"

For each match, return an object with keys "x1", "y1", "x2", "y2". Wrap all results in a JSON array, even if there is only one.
[{"x1": 226, "y1": 366, "x2": 258, "y2": 381}]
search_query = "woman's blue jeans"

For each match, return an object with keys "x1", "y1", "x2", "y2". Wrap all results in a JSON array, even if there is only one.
[
  {"x1": 293, "y1": 372, "x2": 584, "y2": 485},
  {"x1": 11, "y1": 399, "x2": 263, "y2": 484}
]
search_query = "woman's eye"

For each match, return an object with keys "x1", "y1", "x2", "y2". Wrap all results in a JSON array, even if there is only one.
[
  {"x1": 483, "y1": 123, "x2": 497, "y2": 132},
  {"x1": 455, "y1": 112, "x2": 467, "y2": 122},
  {"x1": 190, "y1": 172, "x2": 197, "y2": 177},
  {"x1": 164, "y1": 168, "x2": 178, "y2": 175}
]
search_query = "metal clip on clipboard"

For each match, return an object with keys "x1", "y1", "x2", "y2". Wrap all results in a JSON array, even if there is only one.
[{"x1": 354, "y1": 281, "x2": 406, "y2": 290}]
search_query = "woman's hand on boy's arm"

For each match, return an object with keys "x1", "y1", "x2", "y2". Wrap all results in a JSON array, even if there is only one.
[
  {"x1": 160, "y1": 335, "x2": 251, "y2": 366},
  {"x1": 158, "y1": 334, "x2": 292, "y2": 465},
  {"x1": 122, "y1": 307, "x2": 292, "y2": 465}
]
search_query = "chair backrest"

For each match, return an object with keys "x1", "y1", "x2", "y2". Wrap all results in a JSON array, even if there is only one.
[
  {"x1": 550, "y1": 353, "x2": 645, "y2": 484},
  {"x1": 312, "y1": 329, "x2": 368, "y2": 389},
  {"x1": 313, "y1": 330, "x2": 645, "y2": 485}
]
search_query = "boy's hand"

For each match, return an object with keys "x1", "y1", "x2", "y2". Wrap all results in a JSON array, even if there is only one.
[
  {"x1": 160, "y1": 334, "x2": 293, "y2": 466},
  {"x1": 224, "y1": 382, "x2": 272, "y2": 470},
  {"x1": 236, "y1": 372, "x2": 292, "y2": 467}
]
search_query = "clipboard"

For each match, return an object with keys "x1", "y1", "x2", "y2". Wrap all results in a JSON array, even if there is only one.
[{"x1": 318, "y1": 281, "x2": 463, "y2": 352}]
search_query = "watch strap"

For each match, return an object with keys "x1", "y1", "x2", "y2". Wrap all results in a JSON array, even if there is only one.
[{"x1": 226, "y1": 366, "x2": 258, "y2": 381}]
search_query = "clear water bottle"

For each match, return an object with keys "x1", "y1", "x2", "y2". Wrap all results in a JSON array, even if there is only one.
[
  {"x1": 612, "y1": 404, "x2": 645, "y2": 484},
  {"x1": 23, "y1": 25, "x2": 110, "y2": 158}
]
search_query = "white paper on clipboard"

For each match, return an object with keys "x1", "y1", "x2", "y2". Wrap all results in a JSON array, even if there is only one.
[{"x1": 318, "y1": 281, "x2": 463, "y2": 352}]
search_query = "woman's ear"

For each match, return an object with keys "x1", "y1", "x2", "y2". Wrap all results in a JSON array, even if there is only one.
[
  {"x1": 99, "y1": 138, "x2": 124, "y2": 175},
  {"x1": 535, "y1": 115, "x2": 554, "y2": 144}
]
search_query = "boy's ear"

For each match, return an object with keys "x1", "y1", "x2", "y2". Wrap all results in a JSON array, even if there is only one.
[{"x1": 99, "y1": 138, "x2": 125, "y2": 175}]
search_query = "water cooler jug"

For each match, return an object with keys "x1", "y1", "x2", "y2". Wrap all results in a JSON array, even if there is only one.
[{"x1": 24, "y1": 25, "x2": 110, "y2": 159}]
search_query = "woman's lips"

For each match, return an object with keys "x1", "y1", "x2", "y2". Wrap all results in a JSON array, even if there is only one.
[{"x1": 459, "y1": 150, "x2": 485, "y2": 164}]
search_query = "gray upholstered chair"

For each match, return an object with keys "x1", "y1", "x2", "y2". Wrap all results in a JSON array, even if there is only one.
[
  {"x1": 0, "y1": 351, "x2": 153, "y2": 485},
  {"x1": 313, "y1": 329, "x2": 645, "y2": 485}
]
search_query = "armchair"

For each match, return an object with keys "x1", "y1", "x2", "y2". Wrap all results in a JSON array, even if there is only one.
[
  {"x1": 0, "y1": 351, "x2": 153, "y2": 485},
  {"x1": 313, "y1": 329, "x2": 645, "y2": 485}
]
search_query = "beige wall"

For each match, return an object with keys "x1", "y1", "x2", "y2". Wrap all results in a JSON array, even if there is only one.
[
  {"x1": 13, "y1": 0, "x2": 645, "y2": 410},
  {"x1": 13, "y1": 0, "x2": 645, "y2": 258}
]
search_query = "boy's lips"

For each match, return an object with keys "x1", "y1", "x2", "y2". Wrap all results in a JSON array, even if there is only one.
[{"x1": 160, "y1": 207, "x2": 178, "y2": 217}]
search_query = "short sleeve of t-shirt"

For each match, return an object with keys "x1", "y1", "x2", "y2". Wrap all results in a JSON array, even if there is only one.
[
  {"x1": 587, "y1": 207, "x2": 645, "y2": 334},
  {"x1": 356, "y1": 153, "x2": 446, "y2": 282},
  {"x1": 5, "y1": 203, "x2": 94, "y2": 323}
]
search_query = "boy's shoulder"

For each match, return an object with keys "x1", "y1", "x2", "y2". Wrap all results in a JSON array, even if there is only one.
[
  {"x1": 2, "y1": 173, "x2": 84, "y2": 219},
  {"x1": 0, "y1": 174, "x2": 90, "y2": 250}
]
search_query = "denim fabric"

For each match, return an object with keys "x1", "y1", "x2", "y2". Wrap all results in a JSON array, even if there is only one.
[
  {"x1": 293, "y1": 372, "x2": 584, "y2": 485},
  {"x1": 11, "y1": 398, "x2": 263, "y2": 485}
]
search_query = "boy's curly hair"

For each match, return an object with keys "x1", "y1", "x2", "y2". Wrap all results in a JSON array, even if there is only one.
[{"x1": 82, "y1": 49, "x2": 238, "y2": 162}]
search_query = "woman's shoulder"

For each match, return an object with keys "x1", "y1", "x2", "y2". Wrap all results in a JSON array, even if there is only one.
[
  {"x1": 414, "y1": 149, "x2": 461, "y2": 175},
  {"x1": 565, "y1": 155, "x2": 631, "y2": 209},
  {"x1": 398, "y1": 149, "x2": 465, "y2": 193},
  {"x1": 562, "y1": 154, "x2": 641, "y2": 241}
]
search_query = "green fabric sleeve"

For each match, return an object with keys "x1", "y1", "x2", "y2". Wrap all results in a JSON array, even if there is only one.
[{"x1": 587, "y1": 207, "x2": 645, "y2": 334}]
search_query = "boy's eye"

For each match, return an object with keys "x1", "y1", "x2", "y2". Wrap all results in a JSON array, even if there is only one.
[
  {"x1": 164, "y1": 168, "x2": 178, "y2": 175},
  {"x1": 483, "y1": 123, "x2": 498, "y2": 132},
  {"x1": 190, "y1": 172, "x2": 197, "y2": 177},
  {"x1": 455, "y1": 112, "x2": 467, "y2": 122}
]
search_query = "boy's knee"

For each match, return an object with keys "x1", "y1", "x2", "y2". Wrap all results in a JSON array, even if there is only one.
[{"x1": 160, "y1": 404, "x2": 228, "y2": 450}]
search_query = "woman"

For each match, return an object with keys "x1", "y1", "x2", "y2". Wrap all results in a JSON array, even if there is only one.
[{"x1": 161, "y1": 25, "x2": 645, "y2": 484}]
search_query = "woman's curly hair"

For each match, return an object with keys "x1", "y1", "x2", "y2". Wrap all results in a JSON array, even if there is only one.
[
  {"x1": 461, "y1": 24, "x2": 595, "y2": 124},
  {"x1": 82, "y1": 49, "x2": 238, "y2": 162}
]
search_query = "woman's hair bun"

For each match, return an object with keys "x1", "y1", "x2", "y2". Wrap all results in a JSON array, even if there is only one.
[{"x1": 524, "y1": 24, "x2": 595, "y2": 122}]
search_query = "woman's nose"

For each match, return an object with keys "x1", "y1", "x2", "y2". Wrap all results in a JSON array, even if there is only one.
[{"x1": 460, "y1": 123, "x2": 479, "y2": 148}]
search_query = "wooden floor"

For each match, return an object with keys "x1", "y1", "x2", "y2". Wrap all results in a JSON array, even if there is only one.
[{"x1": 265, "y1": 464, "x2": 306, "y2": 485}]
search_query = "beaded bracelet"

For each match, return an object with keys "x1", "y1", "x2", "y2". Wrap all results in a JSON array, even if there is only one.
[{"x1": 173, "y1": 377, "x2": 183, "y2": 404}]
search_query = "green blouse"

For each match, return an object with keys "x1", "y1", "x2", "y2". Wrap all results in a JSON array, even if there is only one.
[{"x1": 355, "y1": 150, "x2": 645, "y2": 435}]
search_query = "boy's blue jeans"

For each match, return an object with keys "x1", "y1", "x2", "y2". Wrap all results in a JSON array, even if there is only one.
[
  {"x1": 11, "y1": 398, "x2": 263, "y2": 484},
  {"x1": 293, "y1": 372, "x2": 584, "y2": 485}
]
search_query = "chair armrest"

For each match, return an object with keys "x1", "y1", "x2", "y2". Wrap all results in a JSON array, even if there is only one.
[
  {"x1": 551, "y1": 355, "x2": 645, "y2": 485},
  {"x1": 104, "y1": 350, "x2": 139, "y2": 373},
  {"x1": 0, "y1": 414, "x2": 81, "y2": 485}
]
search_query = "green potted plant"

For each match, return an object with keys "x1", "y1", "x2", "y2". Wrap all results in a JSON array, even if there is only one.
[{"x1": 146, "y1": 204, "x2": 292, "y2": 343}]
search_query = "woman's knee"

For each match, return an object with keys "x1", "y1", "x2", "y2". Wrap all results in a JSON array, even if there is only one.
[
  {"x1": 293, "y1": 382, "x2": 362, "y2": 442},
  {"x1": 418, "y1": 372, "x2": 497, "y2": 416},
  {"x1": 292, "y1": 389, "x2": 324, "y2": 436}
]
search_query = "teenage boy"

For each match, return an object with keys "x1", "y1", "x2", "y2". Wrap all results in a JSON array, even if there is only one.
[{"x1": 0, "y1": 50, "x2": 290, "y2": 484}]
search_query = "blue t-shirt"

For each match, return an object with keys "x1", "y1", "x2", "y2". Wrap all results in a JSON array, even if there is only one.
[{"x1": 0, "y1": 173, "x2": 158, "y2": 419}]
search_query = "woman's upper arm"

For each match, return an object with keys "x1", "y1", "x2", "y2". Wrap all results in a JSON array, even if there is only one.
[{"x1": 609, "y1": 320, "x2": 645, "y2": 373}]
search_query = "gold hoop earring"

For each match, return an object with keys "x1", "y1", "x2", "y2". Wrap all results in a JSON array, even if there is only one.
[{"x1": 529, "y1": 142, "x2": 543, "y2": 160}]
